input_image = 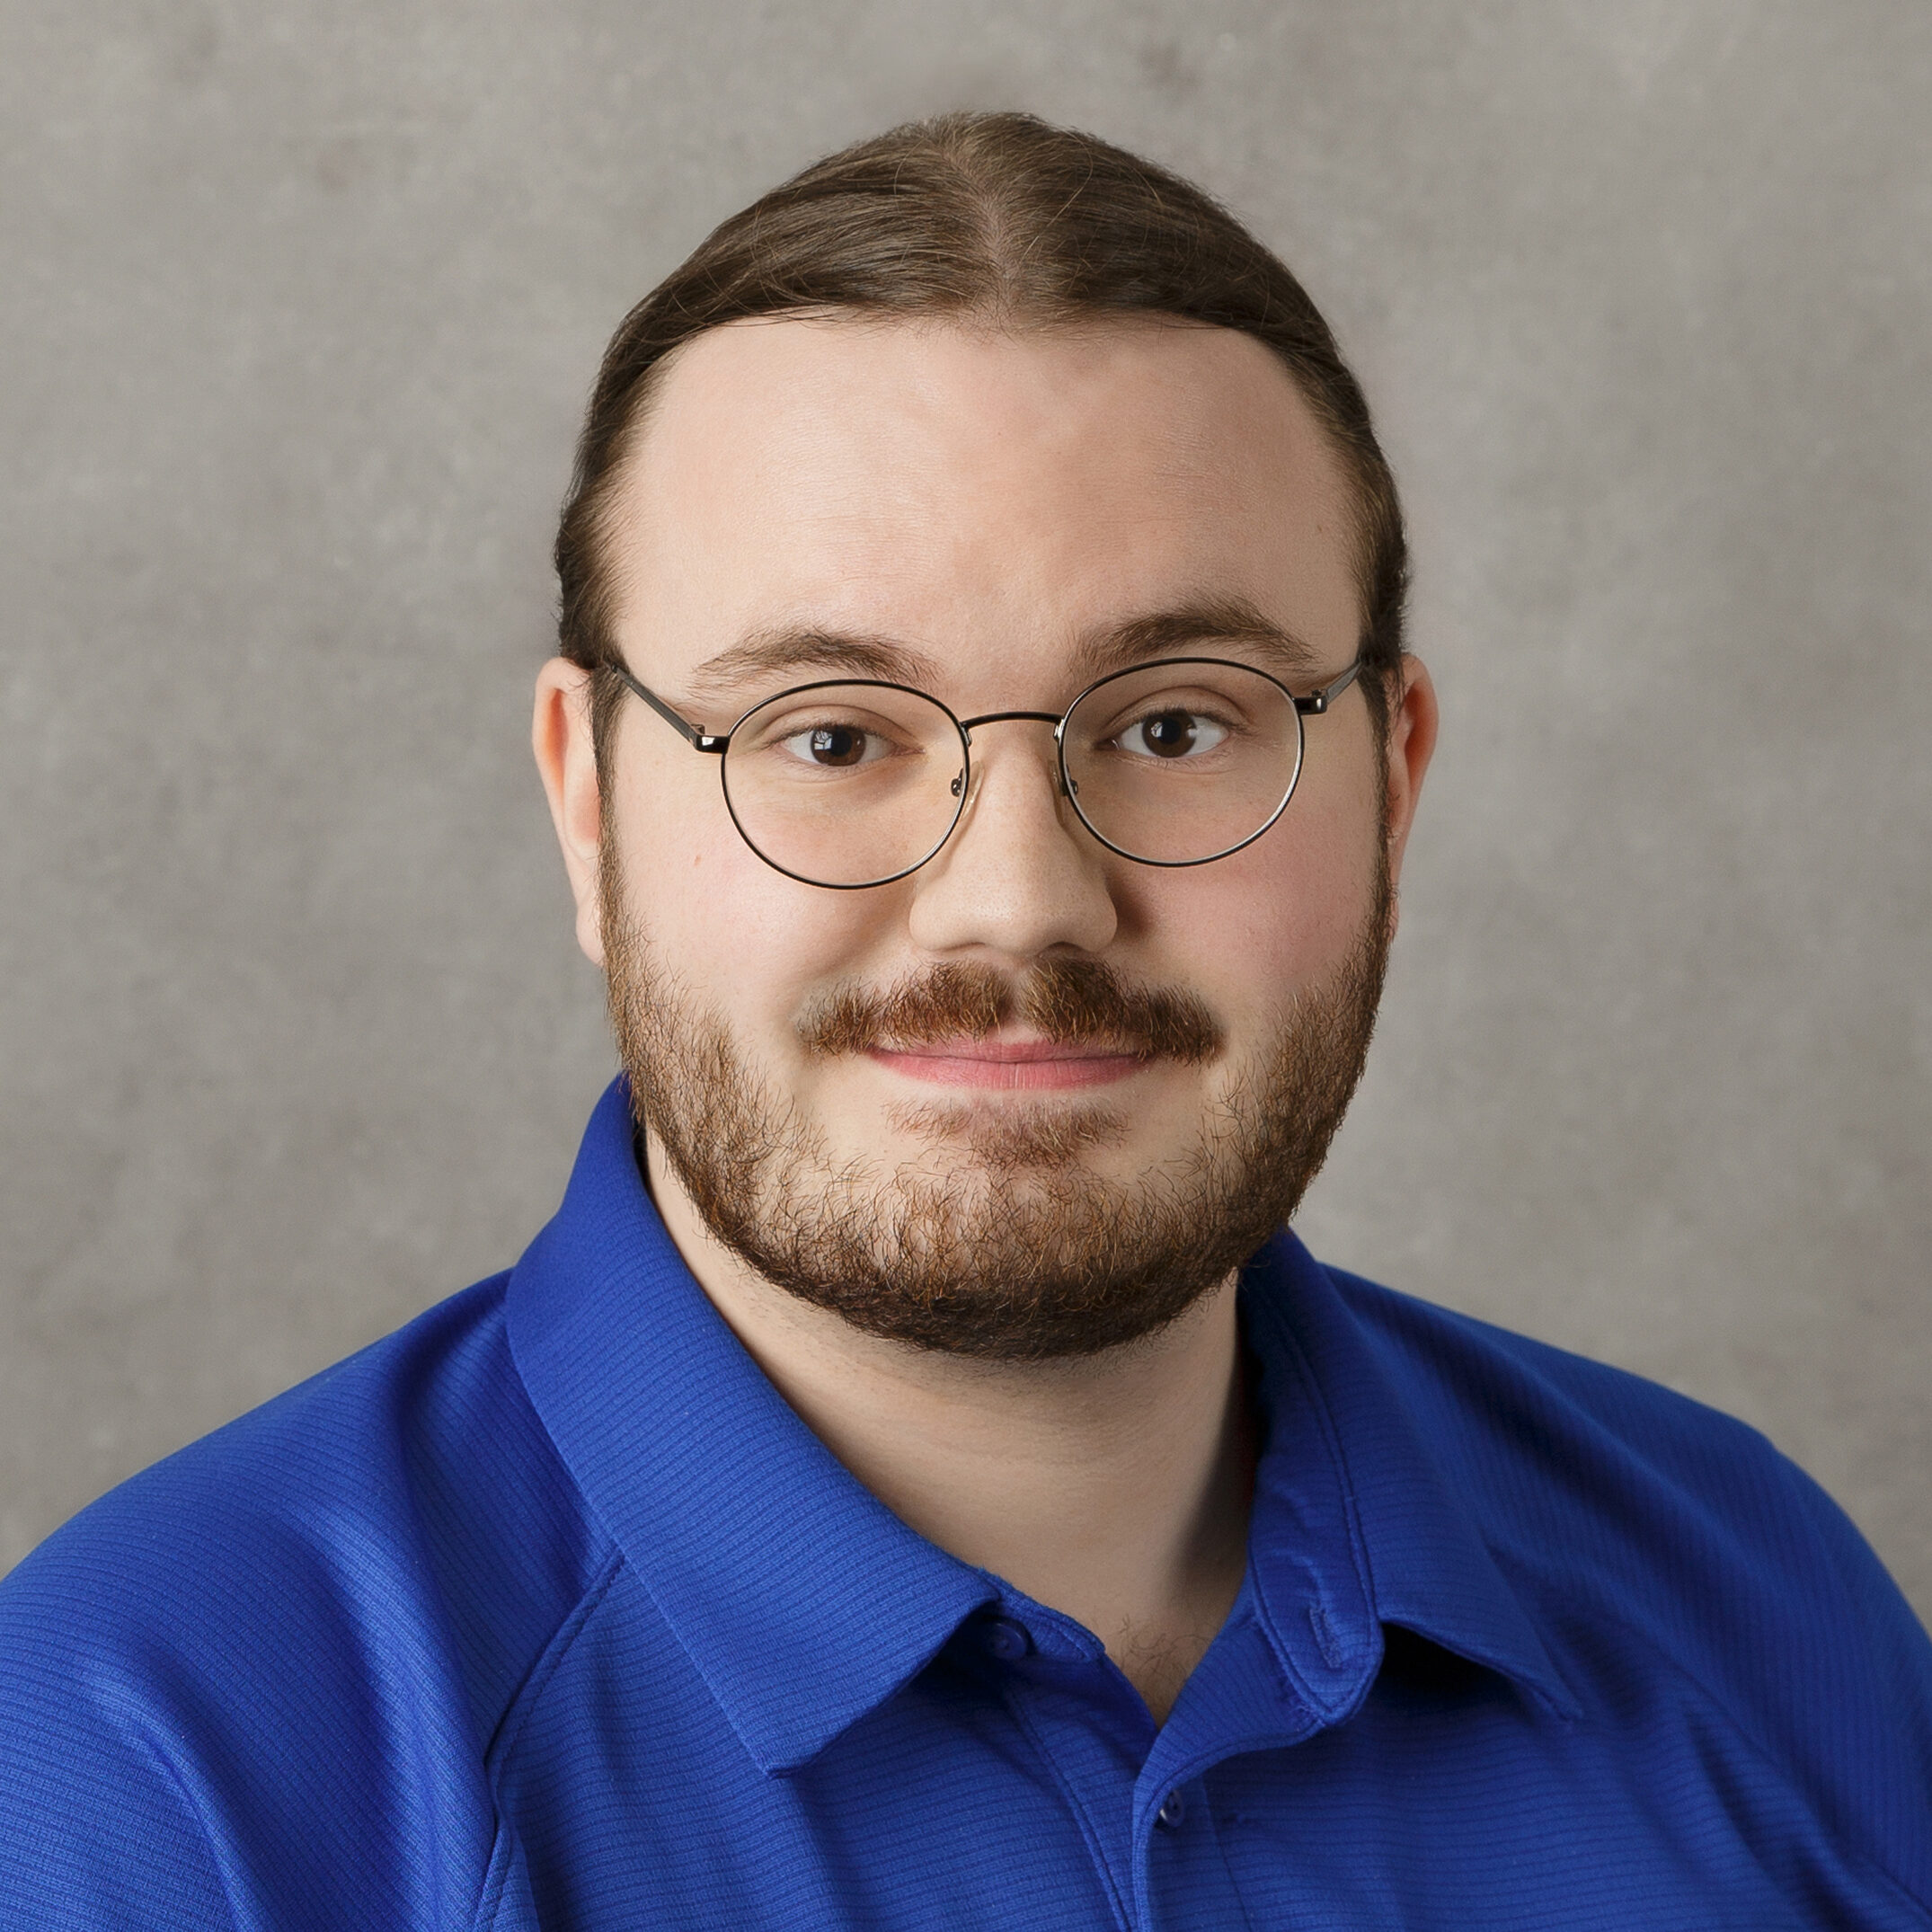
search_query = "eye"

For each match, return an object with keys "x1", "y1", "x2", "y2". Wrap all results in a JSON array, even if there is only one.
[
  {"x1": 1111, "y1": 708, "x2": 1230, "y2": 760},
  {"x1": 773, "y1": 718, "x2": 898, "y2": 768}
]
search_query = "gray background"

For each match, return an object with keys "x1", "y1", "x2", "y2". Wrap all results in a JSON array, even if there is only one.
[{"x1": 3, "y1": 0, "x2": 1927, "y2": 1616}]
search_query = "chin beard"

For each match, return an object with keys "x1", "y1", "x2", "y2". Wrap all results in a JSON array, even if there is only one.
[{"x1": 601, "y1": 853, "x2": 1390, "y2": 1362}]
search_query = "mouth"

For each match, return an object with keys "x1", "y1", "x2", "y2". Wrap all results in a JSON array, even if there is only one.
[{"x1": 865, "y1": 1033, "x2": 1151, "y2": 1092}]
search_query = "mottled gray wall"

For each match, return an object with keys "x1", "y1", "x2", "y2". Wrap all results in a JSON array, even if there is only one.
[{"x1": 3, "y1": 1, "x2": 1927, "y2": 1614}]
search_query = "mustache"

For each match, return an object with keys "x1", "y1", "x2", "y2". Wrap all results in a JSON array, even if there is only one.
[{"x1": 795, "y1": 959, "x2": 1222, "y2": 1063}]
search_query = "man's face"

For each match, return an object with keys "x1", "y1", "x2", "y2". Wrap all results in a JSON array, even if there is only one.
[{"x1": 559, "y1": 315, "x2": 1431, "y2": 1358}]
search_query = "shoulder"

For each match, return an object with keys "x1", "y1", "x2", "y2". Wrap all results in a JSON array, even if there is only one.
[
  {"x1": 1319, "y1": 1262, "x2": 1873, "y2": 1578},
  {"x1": 1321, "y1": 1263, "x2": 1932, "y2": 1897},
  {"x1": 1322, "y1": 1262, "x2": 1798, "y2": 1507},
  {"x1": 0, "y1": 1273, "x2": 610, "y2": 1929}
]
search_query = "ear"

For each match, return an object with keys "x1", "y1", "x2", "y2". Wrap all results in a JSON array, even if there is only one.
[
  {"x1": 1381, "y1": 655, "x2": 1439, "y2": 893},
  {"x1": 532, "y1": 658, "x2": 607, "y2": 967}
]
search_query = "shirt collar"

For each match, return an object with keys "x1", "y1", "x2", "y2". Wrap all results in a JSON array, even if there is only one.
[
  {"x1": 506, "y1": 1079, "x2": 997, "y2": 1776},
  {"x1": 1239, "y1": 1230, "x2": 1581, "y2": 1725},
  {"x1": 508, "y1": 1079, "x2": 1575, "y2": 1780}
]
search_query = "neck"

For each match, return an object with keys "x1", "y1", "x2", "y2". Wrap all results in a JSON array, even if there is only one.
[{"x1": 647, "y1": 1145, "x2": 1254, "y2": 1725}]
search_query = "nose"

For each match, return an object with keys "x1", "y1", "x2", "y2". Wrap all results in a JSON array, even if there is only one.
[{"x1": 906, "y1": 722, "x2": 1119, "y2": 960}]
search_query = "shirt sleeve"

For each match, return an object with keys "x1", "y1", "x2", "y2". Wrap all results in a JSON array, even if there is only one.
[
  {"x1": 1777, "y1": 1450, "x2": 1932, "y2": 1910},
  {"x1": 0, "y1": 1647, "x2": 241, "y2": 1930},
  {"x1": 0, "y1": 1449, "x2": 500, "y2": 1930}
]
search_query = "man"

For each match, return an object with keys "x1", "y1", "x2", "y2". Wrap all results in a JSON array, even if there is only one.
[{"x1": 1, "y1": 111, "x2": 1928, "y2": 1930}]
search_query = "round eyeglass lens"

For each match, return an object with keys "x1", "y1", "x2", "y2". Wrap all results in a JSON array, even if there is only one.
[
  {"x1": 721, "y1": 681, "x2": 969, "y2": 888},
  {"x1": 1060, "y1": 659, "x2": 1305, "y2": 865}
]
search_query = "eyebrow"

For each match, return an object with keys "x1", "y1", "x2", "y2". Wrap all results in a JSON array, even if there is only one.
[
  {"x1": 680, "y1": 597, "x2": 1330, "y2": 713},
  {"x1": 1068, "y1": 598, "x2": 1327, "y2": 686},
  {"x1": 684, "y1": 628, "x2": 944, "y2": 705}
]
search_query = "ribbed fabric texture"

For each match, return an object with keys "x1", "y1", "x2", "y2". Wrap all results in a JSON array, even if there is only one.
[{"x1": 1, "y1": 1077, "x2": 1928, "y2": 1929}]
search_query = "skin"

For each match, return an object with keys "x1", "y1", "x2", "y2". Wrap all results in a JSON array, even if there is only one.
[{"x1": 533, "y1": 314, "x2": 1437, "y2": 1724}]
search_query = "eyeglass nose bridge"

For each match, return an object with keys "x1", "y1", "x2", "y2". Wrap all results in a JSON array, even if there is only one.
[
  {"x1": 950, "y1": 709, "x2": 1071, "y2": 801},
  {"x1": 956, "y1": 709, "x2": 1066, "y2": 735}
]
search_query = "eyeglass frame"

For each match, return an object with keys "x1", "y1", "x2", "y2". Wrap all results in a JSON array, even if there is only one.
[{"x1": 609, "y1": 651, "x2": 1367, "y2": 891}]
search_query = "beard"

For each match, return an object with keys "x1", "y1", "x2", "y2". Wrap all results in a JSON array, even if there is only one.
[{"x1": 604, "y1": 848, "x2": 1392, "y2": 1362}]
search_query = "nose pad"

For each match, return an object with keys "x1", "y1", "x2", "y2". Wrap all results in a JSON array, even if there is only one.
[{"x1": 943, "y1": 728, "x2": 1081, "y2": 833}]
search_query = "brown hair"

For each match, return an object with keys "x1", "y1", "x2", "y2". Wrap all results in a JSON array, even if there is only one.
[{"x1": 555, "y1": 111, "x2": 1407, "y2": 762}]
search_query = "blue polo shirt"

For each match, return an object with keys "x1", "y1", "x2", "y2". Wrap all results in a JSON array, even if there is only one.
[{"x1": 2, "y1": 1080, "x2": 1928, "y2": 1929}]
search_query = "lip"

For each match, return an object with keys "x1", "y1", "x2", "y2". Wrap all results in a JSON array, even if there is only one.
[{"x1": 865, "y1": 1035, "x2": 1148, "y2": 1091}]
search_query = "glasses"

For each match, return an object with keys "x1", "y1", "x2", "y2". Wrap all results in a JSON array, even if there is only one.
[{"x1": 615, "y1": 652, "x2": 1364, "y2": 891}]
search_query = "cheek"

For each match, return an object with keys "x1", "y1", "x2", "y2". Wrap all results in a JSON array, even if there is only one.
[
  {"x1": 609, "y1": 751, "x2": 898, "y2": 1039},
  {"x1": 1124, "y1": 766, "x2": 1383, "y2": 1022}
]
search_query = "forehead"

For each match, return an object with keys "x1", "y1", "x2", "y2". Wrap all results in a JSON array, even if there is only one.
[{"x1": 605, "y1": 313, "x2": 1362, "y2": 696}]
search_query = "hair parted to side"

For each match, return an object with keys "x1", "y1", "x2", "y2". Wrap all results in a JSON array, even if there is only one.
[{"x1": 555, "y1": 111, "x2": 1408, "y2": 767}]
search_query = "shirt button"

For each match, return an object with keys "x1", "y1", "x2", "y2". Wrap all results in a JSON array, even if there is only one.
[
  {"x1": 1157, "y1": 1789, "x2": 1186, "y2": 1830},
  {"x1": 982, "y1": 1617, "x2": 1032, "y2": 1662}
]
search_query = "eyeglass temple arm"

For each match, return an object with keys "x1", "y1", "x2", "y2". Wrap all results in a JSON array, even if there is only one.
[
  {"x1": 1293, "y1": 655, "x2": 1365, "y2": 716},
  {"x1": 616, "y1": 654, "x2": 1362, "y2": 741},
  {"x1": 615, "y1": 667, "x2": 729, "y2": 753}
]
